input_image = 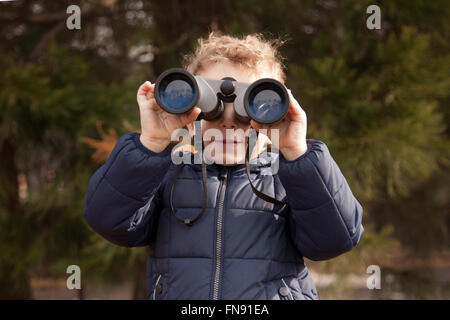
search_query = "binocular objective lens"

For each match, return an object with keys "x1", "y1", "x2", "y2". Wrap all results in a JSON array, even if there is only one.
[
  {"x1": 248, "y1": 87, "x2": 288, "y2": 123},
  {"x1": 159, "y1": 77, "x2": 196, "y2": 111}
]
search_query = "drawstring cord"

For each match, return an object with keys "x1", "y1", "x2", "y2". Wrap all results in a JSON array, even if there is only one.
[
  {"x1": 245, "y1": 129, "x2": 288, "y2": 217},
  {"x1": 169, "y1": 121, "x2": 208, "y2": 226},
  {"x1": 169, "y1": 126, "x2": 288, "y2": 226}
]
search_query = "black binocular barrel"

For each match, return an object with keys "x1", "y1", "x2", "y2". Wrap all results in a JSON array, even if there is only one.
[{"x1": 154, "y1": 68, "x2": 289, "y2": 124}]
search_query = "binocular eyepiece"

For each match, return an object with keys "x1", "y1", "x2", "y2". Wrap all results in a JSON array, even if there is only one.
[{"x1": 154, "y1": 68, "x2": 289, "y2": 124}]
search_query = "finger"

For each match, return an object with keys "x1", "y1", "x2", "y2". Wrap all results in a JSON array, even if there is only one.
[
  {"x1": 287, "y1": 89, "x2": 305, "y2": 120},
  {"x1": 250, "y1": 120, "x2": 273, "y2": 140},
  {"x1": 137, "y1": 81, "x2": 152, "y2": 97},
  {"x1": 137, "y1": 81, "x2": 154, "y2": 105},
  {"x1": 250, "y1": 120, "x2": 271, "y2": 132},
  {"x1": 180, "y1": 107, "x2": 201, "y2": 126}
]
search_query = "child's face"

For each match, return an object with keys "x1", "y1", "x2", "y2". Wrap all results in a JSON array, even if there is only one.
[{"x1": 190, "y1": 61, "x2": 264, "y2": 166}]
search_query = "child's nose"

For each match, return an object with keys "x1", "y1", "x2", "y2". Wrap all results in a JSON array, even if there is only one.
[{"x1": 220, "y1": 103, "x2": 237, "y2": 129}]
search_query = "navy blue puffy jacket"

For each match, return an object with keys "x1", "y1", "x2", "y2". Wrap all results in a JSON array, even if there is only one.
[{"x1": 84, "y1": 132, "x2": 364, "y2": 300}]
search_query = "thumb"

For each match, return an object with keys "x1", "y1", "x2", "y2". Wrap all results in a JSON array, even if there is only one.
[
  {"x1": 250, "y1": 120, "x2": 261, "y2": 131},
  {"x1": 182, "y1": 107, "x2": 201, "y2": 126}
]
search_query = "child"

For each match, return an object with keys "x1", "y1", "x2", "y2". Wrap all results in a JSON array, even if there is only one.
[{"x1": 84, "y1": 33, "x2": 364, "y2": 300}]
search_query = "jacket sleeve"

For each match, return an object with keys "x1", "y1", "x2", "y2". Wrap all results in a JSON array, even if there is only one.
[
  {"x1": 278, "y1": 139, "x2": 364, "y2": 261},
  {"x1": 83, "y1": 132, "x2": 172, "y2": 247}
]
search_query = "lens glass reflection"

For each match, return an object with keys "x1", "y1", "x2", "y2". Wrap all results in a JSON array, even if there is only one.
[
  {"x1": 248, "y1": 86, "x2": 287, "y2": 122},
  {"x1": 160, "y1": 76, "x2": 195, "y2": 111}
]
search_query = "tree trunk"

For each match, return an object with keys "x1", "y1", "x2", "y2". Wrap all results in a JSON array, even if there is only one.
[{"x1": 0, "y1": 139, "x2": 32, "y2": 299}]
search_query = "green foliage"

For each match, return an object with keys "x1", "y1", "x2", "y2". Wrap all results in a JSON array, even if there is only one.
[
  {"x1": 307, "y1": 224, "x2": 399, "y2": 298},
  {"x1": 80, "y1": 233, "x2": 147, "y2": 284},
  {"x1": 0, "y1": 15, "x2": 143, "y2": 297}
]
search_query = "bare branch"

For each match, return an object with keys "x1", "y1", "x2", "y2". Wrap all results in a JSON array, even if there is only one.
[{"x1": 29, "y1": 21, "x2": 65, "y2": 60}]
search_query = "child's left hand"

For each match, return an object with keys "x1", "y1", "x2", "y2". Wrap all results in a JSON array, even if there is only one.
[{"x1": 250, "y1": 89, "x2": 308, "y2": 161}]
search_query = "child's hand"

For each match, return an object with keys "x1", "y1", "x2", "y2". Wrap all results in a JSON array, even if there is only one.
[
  {"x1": 250, "y1": 89, "x2": 307, "y2": 161},
  {"x1": 137, "y1": 81, "x2": 201, "y2": 152}
]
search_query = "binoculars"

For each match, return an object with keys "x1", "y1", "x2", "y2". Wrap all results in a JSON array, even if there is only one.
[{"x1": 154, "y1": 68, "x2": 290, "y2": 124}]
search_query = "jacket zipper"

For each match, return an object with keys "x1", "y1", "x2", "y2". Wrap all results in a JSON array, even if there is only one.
[
  {"x1": 152, "y1": 273, "x2": 162, "y2": 300},
  {"x1": 212, "y1": 167, "x2": 228, "y2": 300}
]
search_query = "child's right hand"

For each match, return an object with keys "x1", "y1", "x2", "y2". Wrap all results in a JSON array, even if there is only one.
[{"x1": 137, "y1": 81, "x2": 201, "y2": 153}]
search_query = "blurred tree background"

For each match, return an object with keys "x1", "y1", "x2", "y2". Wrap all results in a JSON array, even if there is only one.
[{"x1": 0, "y1": 0, "x2": 448, "y2": 299}]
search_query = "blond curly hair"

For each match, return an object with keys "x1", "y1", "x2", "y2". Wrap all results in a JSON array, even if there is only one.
[{"x1": 182, "y1": 32, "x2": 287, "y2": 83}]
